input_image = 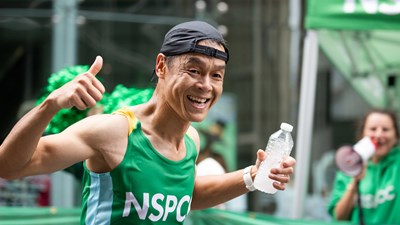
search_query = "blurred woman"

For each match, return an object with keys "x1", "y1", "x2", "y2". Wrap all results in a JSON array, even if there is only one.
[{"x1": 328, "y1": 108, "x2": 400, "y2": 224}]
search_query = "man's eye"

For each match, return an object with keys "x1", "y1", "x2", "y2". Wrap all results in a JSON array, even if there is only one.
[
  {"x1": 213, "y1": 73, "x2": 223, "y2": 79},
  {"x1": 188, "y1": 69, "x2": 200, "y2": 74}
]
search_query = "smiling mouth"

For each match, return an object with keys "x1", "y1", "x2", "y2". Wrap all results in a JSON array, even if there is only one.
[
  {"x1": 187, "y1": 95, "x2": 210, "y2": 104},
  {"x1": 376, "y1": 140, "x2": 385, "y2": 147}
]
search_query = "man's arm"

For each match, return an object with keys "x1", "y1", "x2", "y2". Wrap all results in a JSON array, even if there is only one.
[
  {"x1": 191, "y1": 151, "x2": 295, "y2": 210},
  {"x1": 0, "y1": 56, "x2": 105, "y2": 179}
]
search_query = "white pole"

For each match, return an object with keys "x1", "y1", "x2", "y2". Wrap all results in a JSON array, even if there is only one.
[
  {"x1": 291, "y1": 30, "x2": 319, "y2": 218},
  {"x1": 51, "y1": 0, "x2": 78, "y2": 208},
  {"x1": 52, "y1": 0, "x2": 77, "y2": 72},
  {"x1": 289, "y1": 0, "x2": 301, "y2": 122}
]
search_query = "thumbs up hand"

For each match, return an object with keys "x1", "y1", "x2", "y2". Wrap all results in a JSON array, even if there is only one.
[{"x1": 47, "y1": 56, "x2": 106, "y2": 111}]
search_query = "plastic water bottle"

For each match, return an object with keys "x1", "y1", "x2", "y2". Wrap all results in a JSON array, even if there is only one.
[{"x1": 254, "y1": 122, "x2": 294, "y2": 194}]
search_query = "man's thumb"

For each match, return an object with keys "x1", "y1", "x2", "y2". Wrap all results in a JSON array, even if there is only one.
[{"x1": 88, "y1": 56, "x2": 103, "y2": 76}]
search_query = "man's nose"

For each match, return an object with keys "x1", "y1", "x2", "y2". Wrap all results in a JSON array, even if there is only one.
[{"x1": 197, "y1": 75, "x2": 212, "y2": 92}]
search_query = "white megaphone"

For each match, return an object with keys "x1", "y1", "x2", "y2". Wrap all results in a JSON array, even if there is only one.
[{"x1": 335, "y1": 136, "x2": 378, "y2": 177}]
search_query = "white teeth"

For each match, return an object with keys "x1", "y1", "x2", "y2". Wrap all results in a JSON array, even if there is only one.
[{"x1": 188, "y1": 96, "x2": 207, "y2": 103}]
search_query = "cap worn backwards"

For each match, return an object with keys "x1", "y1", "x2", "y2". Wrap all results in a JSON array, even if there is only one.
[{"x1": 159, "y1": 21, "x2": 229, "y2": 63}]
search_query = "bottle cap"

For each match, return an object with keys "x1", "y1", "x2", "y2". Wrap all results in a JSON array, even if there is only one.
[{"x1": 280, "y1": 122, "x2": 293, "y2": 132}]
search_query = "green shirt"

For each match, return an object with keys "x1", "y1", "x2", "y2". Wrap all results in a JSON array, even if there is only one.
[
  {"x1": 81, "y1": 113, "x2": 197, "y2": 225},
  {"x1": 328, "y1": 147, "x2": 400, "y2": 224}
]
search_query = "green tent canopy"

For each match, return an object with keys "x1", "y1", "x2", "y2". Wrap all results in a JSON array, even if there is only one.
[
  {"x1": 318, "y1": 30, "x2": 400, "y2": 109},
  {"x1": 293, "y1": 0, "x2": 400, "y2": 219}
]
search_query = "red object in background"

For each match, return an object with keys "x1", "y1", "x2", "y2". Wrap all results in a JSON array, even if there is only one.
[
  {"x1": 36, "y1": 177, "x2": 51, "y2": 206},
  {"x1": 25, "y1": 175, "x2": 51, "y2": 206}
]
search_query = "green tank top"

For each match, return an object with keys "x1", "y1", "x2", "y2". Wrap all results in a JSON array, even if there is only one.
[{"x1": 81, "y1": 109, "x2": 198, "y2": 225}]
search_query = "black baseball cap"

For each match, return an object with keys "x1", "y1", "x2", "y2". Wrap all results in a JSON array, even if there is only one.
[{"x1": 159, "y1": 21, "x2": 229, "y2": 63}]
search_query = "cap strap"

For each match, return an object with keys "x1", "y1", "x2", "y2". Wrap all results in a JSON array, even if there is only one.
[{"x1": 191, "y1": 45, "x2": 229, "y2": 62}]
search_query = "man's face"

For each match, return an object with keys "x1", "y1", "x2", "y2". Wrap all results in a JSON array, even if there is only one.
[{"x1": 162, "y1": 40, "x2": 226, "y2": 122}]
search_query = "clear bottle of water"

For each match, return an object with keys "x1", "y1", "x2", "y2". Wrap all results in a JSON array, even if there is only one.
[{"x1": 254, "y1": 122, "x2": 294, "y2": 194}]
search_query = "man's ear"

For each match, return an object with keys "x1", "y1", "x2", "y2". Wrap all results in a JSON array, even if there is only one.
[{"x1": 155, "y1": 53, "x2": 167, "y2": 79}]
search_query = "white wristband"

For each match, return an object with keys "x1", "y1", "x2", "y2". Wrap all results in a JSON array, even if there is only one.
[{"x1": 243, "y1": 166, "x2": 256, "y2": 191}]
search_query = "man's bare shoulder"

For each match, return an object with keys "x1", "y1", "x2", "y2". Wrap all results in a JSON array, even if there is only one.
[{"x1": 63, "y1": 113, "x2": 130, "y2": 148}]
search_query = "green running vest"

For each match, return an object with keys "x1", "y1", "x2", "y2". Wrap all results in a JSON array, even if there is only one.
[{"x1": 81, "y1": 109, "x2": 197, "y2": 225}]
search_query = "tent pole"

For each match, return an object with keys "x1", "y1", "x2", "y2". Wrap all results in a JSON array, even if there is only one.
[{"x1": 291, "y1": 30, "x2": 319, "y2": 219}]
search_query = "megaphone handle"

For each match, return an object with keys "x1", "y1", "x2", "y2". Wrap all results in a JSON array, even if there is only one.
[{"x1": 356, "y1": 180, "x2": 365, "y2": 225}]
